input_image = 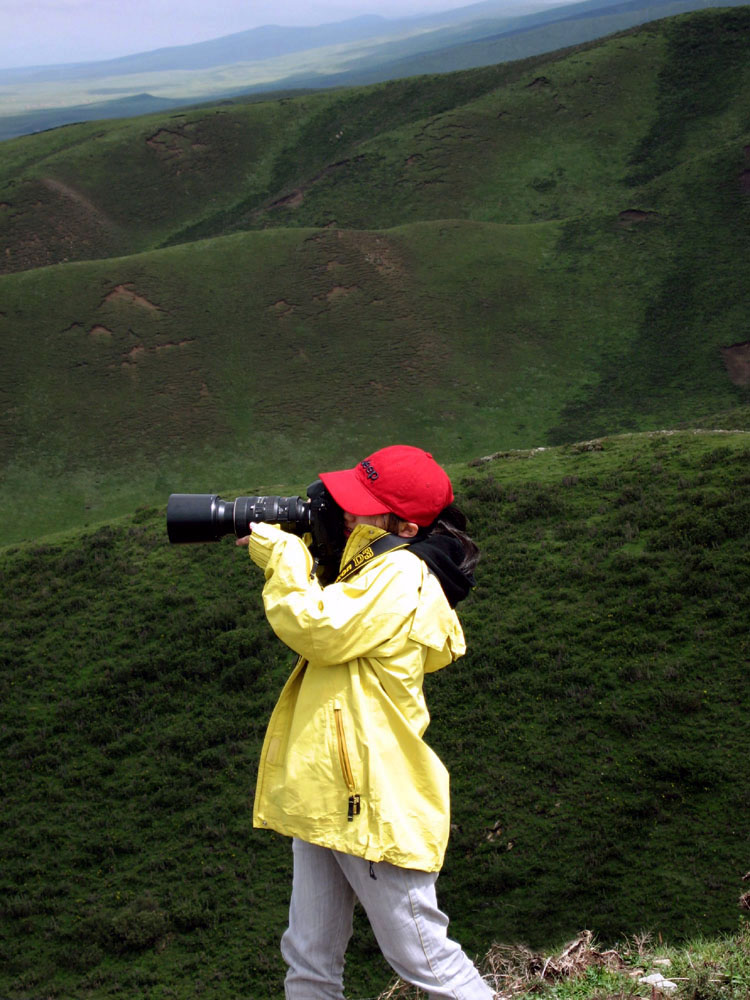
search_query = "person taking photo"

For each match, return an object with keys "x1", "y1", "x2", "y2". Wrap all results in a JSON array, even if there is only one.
[{"x1": 237, "y1": 444, "x2": 493, "y2": 1000}]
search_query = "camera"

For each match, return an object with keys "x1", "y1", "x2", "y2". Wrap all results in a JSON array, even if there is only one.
[{"x1": 167, "y1": 479, "x2": 345, "y2": 579}]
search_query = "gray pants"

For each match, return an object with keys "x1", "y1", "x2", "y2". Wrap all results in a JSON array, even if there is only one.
[{"x1": 282, "y1": 838, "x2": 494, "y2": 1000}]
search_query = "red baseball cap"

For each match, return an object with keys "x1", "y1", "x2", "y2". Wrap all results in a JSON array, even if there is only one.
[{"x1": 319, "y1": 445, "x2": 454, "y2": 527}]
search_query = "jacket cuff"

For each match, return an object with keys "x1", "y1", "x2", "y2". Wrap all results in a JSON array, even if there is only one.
[{"x1": 247, "y1": 521, "x2": 284, "y2": 571}]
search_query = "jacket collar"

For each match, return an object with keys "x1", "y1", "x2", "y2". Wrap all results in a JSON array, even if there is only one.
[
  {"x1": 339, "y1": 523, "x2": 390, "y2": 569},
  {"x1": 337, "y1": 524, "x2": 474, "y2": 607}
]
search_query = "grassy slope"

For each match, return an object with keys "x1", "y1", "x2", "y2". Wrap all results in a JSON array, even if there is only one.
[
  {"x1": 1, "y1": 430, "x2": 748, "y2": 999},
  {"x1": 0, "y1": 212, "x2": 744, "y2": 547},
  {"x1": 0, "y1": 56, "x2": 568, "y2": 265},
  {"x1": 1, "y1": 10, "x2": 749, "y2": 546}
]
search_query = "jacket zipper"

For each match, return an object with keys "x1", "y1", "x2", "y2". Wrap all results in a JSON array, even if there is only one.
[{"x1": 334, "y1": 703, "x2": 360, "y2": 821}]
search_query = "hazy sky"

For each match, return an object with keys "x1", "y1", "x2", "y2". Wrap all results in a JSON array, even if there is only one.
[{"x1": 1, "y1": 0, "x2": 501, "y2": 69}]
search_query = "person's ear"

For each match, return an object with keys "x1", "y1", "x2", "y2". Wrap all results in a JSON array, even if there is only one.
[{"x1": 398, "y1": 521, "x2": 419, "y2": 539}]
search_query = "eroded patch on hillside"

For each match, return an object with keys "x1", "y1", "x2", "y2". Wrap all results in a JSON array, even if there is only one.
[
  {"x1": 721, "y1": 341, "x2": 750, "y2": 385},
  {"x1": 618, "y1": 209, "x2": 660, "y2": 226},
  {"x1": 253, "y1": 228, "x2": 450, "y2": 424},
  {"x1": 270, "y1": 189, "x2": 305, "y2": 210},
  {"x1": 120, "y1": 339, "x2": 194, "y2": 372},
  {"x1": 264, "y1": 158, "x2": 366, "y2": 216},
  {"x1": 89, "y1": 325, "x2": 113, "y2": 339},
  {"x1": 146, "y1": 124, "x2": 208, "y2": 161},
  {"x1": 269, "y1": 299, "x2": 296, "y2": 319},
  {"x1": 103, "y1": 284, "x2": 163, "y2": 312},
  {"x1": 302, "y1": 229, "x2": 406, "y2": 289},
  {"x1": 122, "y1": 345, "x2": 146, "y2": 366},
  {"x1": 155, "y1": 340, "x2": 192, "y2": 352},
  {"x1": 323, "y1": 285, "x2": 359, "y2": 303},
  {"x1": 362, "y1": 240, "x2": 401, "y2": 278}
]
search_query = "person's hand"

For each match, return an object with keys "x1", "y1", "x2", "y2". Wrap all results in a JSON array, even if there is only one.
[{"x1": 236, "y1": 530, "x2": 252, "y2": 547}]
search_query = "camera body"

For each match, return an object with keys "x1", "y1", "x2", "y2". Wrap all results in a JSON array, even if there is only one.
[{"x1": 167, "y1": 479, "x2": 345, "y2": 579}]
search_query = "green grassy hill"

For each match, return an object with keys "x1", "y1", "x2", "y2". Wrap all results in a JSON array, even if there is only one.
[
  {"x1": 1, "y1": 430, "x2": 748, "y2": 999},
  {"x1": 2, "y1": 15, "x2": 750, "y2": 996},
  {"x1": 1, "y1": 8, "x2": 749, "y2": 547}
]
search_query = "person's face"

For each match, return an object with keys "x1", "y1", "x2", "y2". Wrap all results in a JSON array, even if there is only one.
[
  {"x1": 343, "y1": 511, "x2": 419, "y2": 539},
  {"x1": 343, "y1": 511, "x2": 388, "y2": 534}
]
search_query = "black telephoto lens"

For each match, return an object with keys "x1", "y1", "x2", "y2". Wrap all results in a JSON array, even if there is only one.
[
  {"x1": 166, "y1": 493, "x2": 313, "y2": 543},
  {"x1": 232, "y1": 496, "x2": 311, "y2": 535},
  {"x1": 166, "y1": 493, "x2": 236, "y2": 543}
]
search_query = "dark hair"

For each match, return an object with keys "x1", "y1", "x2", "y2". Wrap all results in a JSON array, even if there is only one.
[
  {"x1": 385, "y1": 503, "x2": 480, "y2": 575},
  {"x1": 428, "y1": 503, "x2": 481, "y2": 575}
]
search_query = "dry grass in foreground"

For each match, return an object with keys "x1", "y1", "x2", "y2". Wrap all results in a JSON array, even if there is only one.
[
  {"x1": 480, "y1": 930, "x2": 626, "y2": 998},
  {"x1": 372, "y1": 922, "x2": 750, "y2": 999},
  {"x1": 375, "y1": 931, "x2": 624, "y2": 999}
]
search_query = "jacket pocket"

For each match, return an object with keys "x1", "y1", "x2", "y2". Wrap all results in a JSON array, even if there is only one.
[{"x1": 334, "y1": 702, "x2": 360, "y2": 821}]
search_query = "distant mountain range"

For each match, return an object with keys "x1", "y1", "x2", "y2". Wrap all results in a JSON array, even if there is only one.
[
  {"x1": 0, "y1": 15, "x2": 405, "y2": 81},
  {"x1": 1, "y1": 0, "x2": 747, "y2": 140}
]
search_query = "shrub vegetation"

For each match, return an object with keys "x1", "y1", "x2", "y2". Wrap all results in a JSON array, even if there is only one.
[{"x1": 1, "y1": 431, "x2": 748, "y2": 998}]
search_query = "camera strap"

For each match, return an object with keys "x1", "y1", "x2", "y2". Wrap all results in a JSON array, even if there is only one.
[{"x1": 335, "y1": 534, "x2": 410, "y2": 584}]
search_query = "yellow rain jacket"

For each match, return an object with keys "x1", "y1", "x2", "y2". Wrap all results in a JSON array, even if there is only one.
[{"x1": 247, "y1": 520, "x2": 466, "y2": 872}]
